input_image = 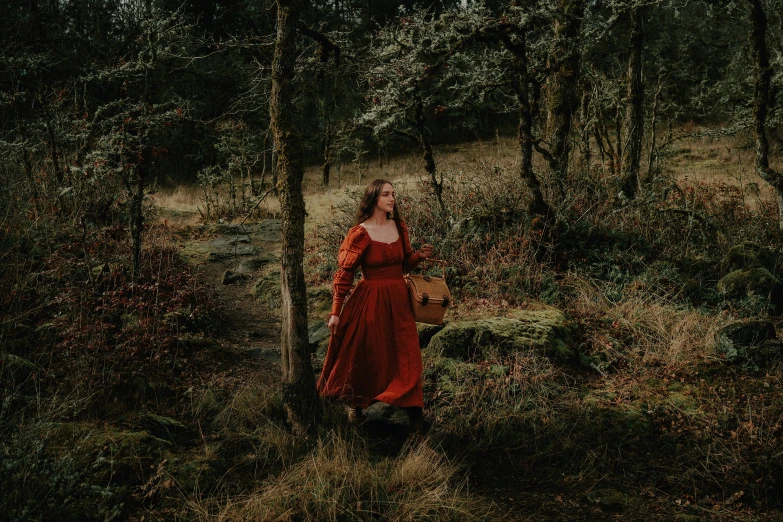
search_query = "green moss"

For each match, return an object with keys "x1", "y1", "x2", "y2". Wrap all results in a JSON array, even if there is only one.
[
  {"x1": 717, "y1": 267, "x2": 780, "y2": 298},
  {"x1": 254, "y1": 270, "x2": 281, "y2": 308},
  {"x1": 720, "y1": 241, "x2": 774, "y2": 274},
  {"x1": 427, "y1": 309, "x2": 575, "y2": 361}
]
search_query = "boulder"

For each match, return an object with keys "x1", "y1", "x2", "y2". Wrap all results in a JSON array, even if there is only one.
[
  {"x1": 426, "y1": 308, "x2": 574, "y2": 361},
  {"x1": 308, "y1": 319, "x2": 330, "y2": 355},
  {"x1": 221, "y1": 270, "x2": 248, "y2": 285},
  {"x1": 307, "y1": 285, "x2": 333, "y2": 317},
  {"x1": 721, "y1": 242, "x2": 775, "y2": 275},
  {"x1": 717, "y1": 267, "x2": 783, "y2": 307},
  {"x1": 417, "y1": 323, "x2": 446, "y2": 349},
  {"x1": 714, "y1": 320, "x2": 781, "y2": 365},
  {"x1": 247, "y1": 347, "x2": 282, "y2": 362},
  {"x1": 238, "y1": 253, "x2": 278, "y2": 272}
]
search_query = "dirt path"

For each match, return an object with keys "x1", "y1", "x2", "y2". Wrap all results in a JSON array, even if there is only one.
[{"x1": 169, "y1": 216, "x2": 286, "y2": 387}]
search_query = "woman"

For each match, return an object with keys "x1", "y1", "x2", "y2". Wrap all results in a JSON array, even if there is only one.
[{"x1": 317, "y1": 179, "x2": 433, "y2": 427}]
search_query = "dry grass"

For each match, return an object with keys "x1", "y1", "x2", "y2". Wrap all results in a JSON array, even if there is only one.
[
  {"x1": 669, "y1": 133, "x2": 779, "y2": 207},
  {"x1": 565, "y1": 276, "x2": 724, "y2": 371},
  {"x1": 187, "y1": 432, "x2": 493, "y2": 522}
]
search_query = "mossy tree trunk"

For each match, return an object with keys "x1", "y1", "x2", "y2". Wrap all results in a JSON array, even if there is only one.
[
  {"x1": 270, "y1": 0, "x2": 319, "y2": 431},
  {"x1": 620, "y1": 7, "x2": 644, "y2": 199},
  {"x1": 544, "y1": 0, "x2": 585, "y2": 197},
  {"x1": 749, "y1": 0, "x2": 783, "y2": 230}
]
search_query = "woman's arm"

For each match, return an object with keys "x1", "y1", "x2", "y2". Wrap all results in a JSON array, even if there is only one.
[
  {"x1": 330, "y1": 227, "x2": 370, "y2": 328},
  {"x1": 399, "y1": 220, "x2": 433, "y2": 272}
]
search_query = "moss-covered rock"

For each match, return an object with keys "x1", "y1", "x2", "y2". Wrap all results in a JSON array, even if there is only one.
[
  {"x1": 720, "y1": 241, "x2": 775, "y2": 275},
  {"x1": 308, "y1": 319, "x2": 330, "y2": 355},
  {"x1": 417, "y1": 323, "x2": 446, "y2": 349},
  {"x1": 717, "y1": 267, "x2": 782, "y2": 305},
  {"x1": 1, "y1": 422, "x2": 169, "y2": 521},
  {"x1": 254, "y1": 270, "x2": 281, "y2": 308},
  {"x1": 714, "y1": 320, "x2": 782, "y2": 366},
  {"x1": 426, "y1": 308, "x2": 574, "y2": 361}
]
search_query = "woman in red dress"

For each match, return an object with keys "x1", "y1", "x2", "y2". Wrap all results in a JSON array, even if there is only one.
[{"x1": 317, "y1": 179, "x2": 433, "y2": 426}]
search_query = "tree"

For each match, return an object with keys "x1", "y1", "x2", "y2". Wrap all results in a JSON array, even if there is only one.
[
  {"x1": 542, "y1": 0, "x2": 586, "y2": 196},
  {"x1": 270, "y1": 0, "x2": 320, "y2": 431},
  {"x1": 619, "y1": 5, "x2": 644, "y2": 199},
  {"x1": 81, "y1": 10, "x2": 193, "y2": 277},
  {"x1": 749, "y1": 0, "x2": 783, "y2": 229}
]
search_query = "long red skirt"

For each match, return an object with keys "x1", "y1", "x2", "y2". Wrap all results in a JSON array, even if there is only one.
[{"x1": 317, "y1": 274, "x2": 423, "y2": 409}]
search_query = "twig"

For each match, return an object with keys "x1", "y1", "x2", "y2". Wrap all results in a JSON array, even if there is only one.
[{"x1": 238, "y1": 186, "x2": 277, "y2": 227}]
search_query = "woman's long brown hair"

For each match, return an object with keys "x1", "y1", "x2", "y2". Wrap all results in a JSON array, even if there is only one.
[{"x1": 354, "y1": 178, "x2": 401, "y2": 225}]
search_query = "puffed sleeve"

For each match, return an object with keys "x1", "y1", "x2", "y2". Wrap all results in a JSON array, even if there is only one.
[
  {"x1": 398, "y1": 220, "x2": 424, "y2": 273},
  {"x1": 331, "y1": 226, "x2": 371, "y2": 317}
]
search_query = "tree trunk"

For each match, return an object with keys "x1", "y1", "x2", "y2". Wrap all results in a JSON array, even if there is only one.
[
  {"x1": 322, "y1": 124, "x2": 331, "y2": 187},
  {"x1": 270, "y1": 0, "x2": 319, "y2": 430},
  {"x1": 644, "y1": 76, "x2": 664, "y2": 185},
  {"x1": 128, "y1": 158, "x2": 148, "y2": 280},
  {"x1": 415, "y1": 99, "x2": 446, "y2": 215},
  {"x1": 505, "y1": 30, "x2": 551, "y2": 217},
  {"x1": 580, "y1": 89, "x2": 591, "y2": 172},
  {"x1": 620, "y1": 7, "x2": 644, "y2": 199},
  {"x1": 750, "y1": 0, "x2": 783, "y2": 208},
  {"x1": 544, "y1": 0, "x2": 586, "y2": 195}
]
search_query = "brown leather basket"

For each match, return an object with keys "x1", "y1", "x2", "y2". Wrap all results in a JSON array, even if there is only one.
[{"x1": 405, "y1": 259, "x2": 452, "y2": 325}]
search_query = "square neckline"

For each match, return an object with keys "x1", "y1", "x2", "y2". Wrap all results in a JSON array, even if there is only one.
[{"x1": 359, "y1": 223, "x2": 401, "y2": 245}]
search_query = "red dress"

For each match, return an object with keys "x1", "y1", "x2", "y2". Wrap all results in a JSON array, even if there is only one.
[{"x1": 317, "y1": 220, "x2": 424, "y2": 409}]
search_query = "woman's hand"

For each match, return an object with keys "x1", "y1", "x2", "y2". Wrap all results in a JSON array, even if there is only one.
[
  {"x1": 418, "y1": 244, "x2": 434, "y2": 259},
  {"x1": 328, "y1": 314, "x2": 340, "y2": 335}
]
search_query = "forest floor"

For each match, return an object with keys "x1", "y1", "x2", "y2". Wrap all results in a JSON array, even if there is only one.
[
  {"x1": 139, "y1": 132, "x2": 783, "y2": 521},
  {"x1": 153, "y1": 216, "x2": 783, "y2": 521},
  {"x1": 5, "y1": 133, "x2": 783, "y2": 521}
]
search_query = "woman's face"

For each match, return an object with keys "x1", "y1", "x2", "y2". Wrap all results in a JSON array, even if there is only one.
[{"x1": 376, "y1": 183, "x2": 395, "y2": 215}]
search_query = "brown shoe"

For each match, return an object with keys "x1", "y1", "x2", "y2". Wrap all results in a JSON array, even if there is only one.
[{"x1": 347, "y1": 406, "x2": 364, "y2": 424}]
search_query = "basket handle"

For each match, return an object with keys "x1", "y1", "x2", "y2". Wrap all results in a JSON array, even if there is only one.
[{"x1": 420, "y1": 257, "x2": 447, "y2": 280}]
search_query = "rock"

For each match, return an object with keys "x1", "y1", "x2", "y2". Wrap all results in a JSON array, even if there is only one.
[
  {"x1": 753, "y1": 339, "x2": 783, "y2": 365},
  {"x1": 221, "y1": 270, "x2": 248, "y2": 285},
  {"x1": 585, "y1": 489, "x2": 631, "y2": 509},
  {"x1": 207, "y1": 233, "x2": 260, "y2": 261},
  {"x1": 254, "y1": 270, "x2": 281, "y2": 308},
  {"x1": 209, "y1": 235, "x2": 251, "y2": 249},
  {"x1": 247, "y1": 347, "x2": 282, "y2": 362},
  {"x1": 238, "y1": 253, "x2": 278, "y2": 272},
  {"x1": 362, "y1": 402, "x2": 412, "y2": 438},
  {"x1": 253, "y1": 219, "x2": 282, "y2": 242},
  {"x1": 426, "y1": 308, "x2": 574, "y2": 361},
  {"x1": 417, "y1": 323, "x2": 446, "y2": 349},
  {"x1": 717, "y1": 268, "x2": 783, "y2": 306},
  {"x1": 721, "y1": 242, "x2": 775, "y2": 275},
  {"x1": 308, "y1": 320, "x2": 330, "y2": 355},
  {"x1": 714, "y1": 320, "x2": 779, "y2": 365}
]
